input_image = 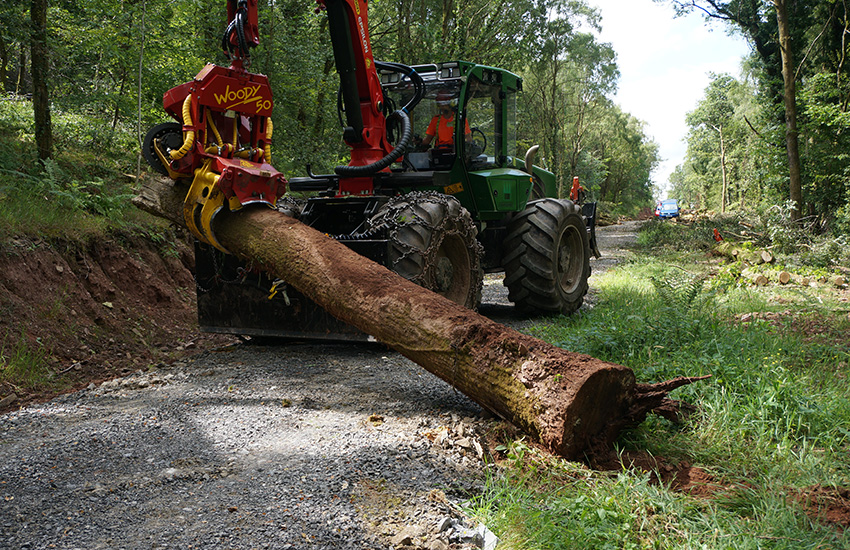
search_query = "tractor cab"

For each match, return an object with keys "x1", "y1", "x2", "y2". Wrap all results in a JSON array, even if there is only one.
[{"x1": 379, "y1": 61, "x2": 556, "y2": 223}]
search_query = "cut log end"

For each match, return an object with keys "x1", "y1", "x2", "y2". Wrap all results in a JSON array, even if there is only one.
[
  {"x1": 539, "y1": 364, "x2": 637, "y2": 459},
  {"x1": 585, "y1": 375, "x2": 710, "y2": 465}
]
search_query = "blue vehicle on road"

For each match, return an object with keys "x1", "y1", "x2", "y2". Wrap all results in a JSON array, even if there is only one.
[{"x1": 658, "y1": 199, "x2": 680, "y2": 219}]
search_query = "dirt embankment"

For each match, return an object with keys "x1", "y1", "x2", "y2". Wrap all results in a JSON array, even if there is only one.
[{"x1": 0, "y1": 231, "x2": 233, "y2": 409}]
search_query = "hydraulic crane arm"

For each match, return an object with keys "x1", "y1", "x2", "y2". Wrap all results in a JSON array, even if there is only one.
[
  {"x1": 145, "y1": 0, "x2": 425, "y2": 252},
  {"x1": 222, "y1": 0, "x2": 259, "y2": 65},
  {"x1": 316, "y1": 0, "x2": 422, "y2": 193},
  {"x1": 320, "y1": 0, "x2": 380, "y2": 145}
]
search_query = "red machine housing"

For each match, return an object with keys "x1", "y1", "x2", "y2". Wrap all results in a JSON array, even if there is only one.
[{"x1": 161, "y1": 63, "x2": 286, "y2": 208}]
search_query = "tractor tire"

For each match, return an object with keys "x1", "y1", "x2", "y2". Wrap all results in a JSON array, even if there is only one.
[
  {"x1": 370, "y1": 191, "x2": 483, "y2": 309},
  {"x1": 142, "y1": 122, "x2": 183, "y2": 176},
  {"x1": 502, "y1": 198, "x2": 590, "y2": 315}
]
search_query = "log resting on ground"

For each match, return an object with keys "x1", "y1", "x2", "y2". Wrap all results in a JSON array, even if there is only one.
[{"x1": 134, "y1": 176, "x2": 706, "y2": 460}]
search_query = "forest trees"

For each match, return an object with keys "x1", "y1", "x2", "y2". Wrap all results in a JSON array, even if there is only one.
[
  {"x1": 521, "y1": 17, "x2": 619, "y2": 197},
  {"x1": 0, "y1": 0, "x2": 660, "y2": 214},
  {"x1": 661, "y1": 0, "x2": 850, "y2": 232},
  {"x1": 683, "y1": 74, "x2": 741, "y2": 213}
]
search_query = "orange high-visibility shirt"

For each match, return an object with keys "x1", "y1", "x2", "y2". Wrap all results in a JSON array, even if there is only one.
[{"x1": 426, "y1": 114, "x2": 471, "y2": 147}]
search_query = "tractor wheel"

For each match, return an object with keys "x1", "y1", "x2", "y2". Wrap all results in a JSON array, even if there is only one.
[
  {"x1": 502, "y1": 198, "x2": 590, "y2": 315},
  {"x1": 142, "y1": 122, "x2": 183, "y2": 176},
  {"x1": 370, "y1": 192, "x2": 483, "y2": 309}
]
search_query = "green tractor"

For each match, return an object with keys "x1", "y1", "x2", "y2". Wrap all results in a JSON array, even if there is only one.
[{"x1": 191, "y1": 61, "x2": 599, "y2": 340}]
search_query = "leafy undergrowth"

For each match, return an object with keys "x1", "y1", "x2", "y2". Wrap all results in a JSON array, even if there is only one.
[
  {"x1": 0, "y1": 332, "x2": 58, "y2": 392},
  {"x1": 468, "y1": 219, "x2": 850, "y2": 549},
  {"x1": 0, "y1": 100, "x2": 146, "y2": 242}
]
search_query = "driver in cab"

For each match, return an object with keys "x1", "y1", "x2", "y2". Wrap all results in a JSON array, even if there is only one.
[{"x1": 420, "y1": 93, "x2": 471, "y2": 149}]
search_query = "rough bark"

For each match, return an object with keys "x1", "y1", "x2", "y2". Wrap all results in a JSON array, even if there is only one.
[
  {"x1": 774, "y1": 0, "x2": 803, "y2": 221},
  {"x1": 134, "y1": 176, "x2": 704, "y2": 460}
]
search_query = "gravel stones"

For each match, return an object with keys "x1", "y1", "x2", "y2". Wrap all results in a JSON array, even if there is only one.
[
  {"x1": 1, "y1": 224, "x2": 628, "y2": 549},
  {"x1": 0, "y1": 344, "x2": 495, "y2": 549}
]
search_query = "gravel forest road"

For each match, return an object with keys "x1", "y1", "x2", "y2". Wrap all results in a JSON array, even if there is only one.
[{"x1": 0, "y1": 221, "x2": 640, "y2": 550}]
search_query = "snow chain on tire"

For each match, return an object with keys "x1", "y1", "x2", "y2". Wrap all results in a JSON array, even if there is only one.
[
  {"x1": 368, "y1": 191, "x2": 483, "y2": 309},
  {"x1": 276, "y1": 196, "x2": 306, "y2": 219},
  {"x1": 502, "y1": 198, "x2": 590, "y2": 315}
]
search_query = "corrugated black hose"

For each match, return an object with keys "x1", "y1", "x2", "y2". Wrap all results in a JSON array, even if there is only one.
[{"x1": 334, "y1": 109, "x2": 411, "y2": 176}]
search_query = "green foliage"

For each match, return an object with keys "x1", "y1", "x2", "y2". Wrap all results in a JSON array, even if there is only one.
[
  {"x1": 474, "y1": 221, "x2": 850, "y2": 548},
  {"x1": 0, "y1": 101, "x2": 152, "y2": 240},
  {"x1": 756, "y1": 202, "x2": 850, "y2": 268},
  {"x1": 639, "y1": 208, "x2": 850, "y2": 270},
  {"x1": 469, "y1": 450, "x2": 674, "y2": 549},
  {"x1": 5, "y1": 159, "x2": 134, "y2": 216},
  {"x1": 0, "y1": 332, "x2": 55, "y2": 390},
  {"x1": 637, "y1": 216, "x2": 735, "y2": 252},
  {"x1": 662, "y1": 1, "x2": 850, "y2": 232}
]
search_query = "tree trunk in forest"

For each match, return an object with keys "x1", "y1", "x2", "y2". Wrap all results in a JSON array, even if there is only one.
[
  {"x1": 774, "y1": 0, "x2": 803, "y2": 221},
  {"x1": 135, "y1": 0, "x2": 147, "y2": 180},
  {"x1": 133, "y1": 176, "x2": 704, "y2": 460},
  {"x1": 16, "y1": 44, "x2": 26, "y2": 95},
  {"x1": 0, "y1": 35, "x2": 8, "y2": 94},
  {"x1": 30, "y1": 0, "x2": 52, "y2": 160},
  {"x1": 717, "y1": 124, "x2": 728, "y2": 214},
  {"x1": 112, "y1": 69, "x2": 127, "y2": 130}
]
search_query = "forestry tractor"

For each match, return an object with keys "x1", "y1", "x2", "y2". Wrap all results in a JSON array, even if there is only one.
[{"x1": 142, "y1": 0, "x2": 600, "y2": 340}]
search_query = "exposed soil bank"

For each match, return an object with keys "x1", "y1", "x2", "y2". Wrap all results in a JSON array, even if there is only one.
[{"x1": 0, "y1": 231, "x2": 235, "y2": 409}]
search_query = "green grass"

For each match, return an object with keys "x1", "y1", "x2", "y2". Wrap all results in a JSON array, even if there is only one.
[
  {"x1": 0, "y1": 332, "x2": 57, "y2": 391},
  {"x1": 0, "y1": 100, "x2": 153, "y2": 242},
  {"x1": 467, "y1": 222, "x2": 850, "y2": 549}
]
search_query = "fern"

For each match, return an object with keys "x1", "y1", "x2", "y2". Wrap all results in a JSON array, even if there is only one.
[
  {"x1": 651, "y1": 269, "x2": 706, "y2": 313},
  {"x1": 648, "y1": 269, "x2": 710, "y2": 345}
]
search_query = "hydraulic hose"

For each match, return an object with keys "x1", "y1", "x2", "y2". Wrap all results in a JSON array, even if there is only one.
[
  {"x1": 264, "y1": 118, "x2": 273, "y2": 163},
  {"x1": 170, "y1": 95, "x2": 195, "y2": 161},
  {"x1": 374, "y1": 61, "x2": 425, "y2": 114},
  {"x1": 335, "y1": 110, "x2": 411, "y2": 176},
  {"x1": 221, "y1": 19, "x2": 237, "y2": 58},
  {"x1": 206, "y1": 110, "x2": 224, "y2": 147},
  {"x1": 221, "y1": 0, "x2": 250, "y2": 60},
  {"x1": 235, "y1": 8, "x2": 248, "y2": 56}
]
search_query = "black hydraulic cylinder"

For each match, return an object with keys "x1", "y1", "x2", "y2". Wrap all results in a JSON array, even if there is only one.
[{"x1": 324, "y1": 0, "x2": 364, "y2": 142}]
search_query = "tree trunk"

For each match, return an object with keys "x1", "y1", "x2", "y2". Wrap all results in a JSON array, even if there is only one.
[
  {"x1": 30, "y1": 0, "x2": 52, "y2": 160},
  {"x1": 135, "y1": 0, "x2": 147, "y2": 180},
  {"x1": 15, "y1": 43, "x2": 26, "y2": 95},
  {"x1": 718, "y1": 124, "x2": 728, "y2": 214},
  {"x1": 0, "y1": 34, "x2": 8, "y2": 94},
  {"x1": 774, "y1": 0, "x2": 803, "y2": 221},
  {"x1": 133, "y1": 176, "x2": 704, "y2": 460}
]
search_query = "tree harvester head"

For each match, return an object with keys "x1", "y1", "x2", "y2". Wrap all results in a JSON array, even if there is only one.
[{"x1": 142, "y1": 0, "x2": 286, "y2": 253}]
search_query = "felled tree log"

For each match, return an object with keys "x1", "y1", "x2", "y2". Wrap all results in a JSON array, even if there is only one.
[
  {"x1": 134, "y1": 176, "x2": 704, "y2": 460},
  {"x1": 741, "y1": 268, "x2": 769, "y2": 286},
  {"x1": 771, "y1": 270, "x2": 792, "y2": 285},
  {"x1": 713, "y1": 242, "x2": 774, "y2": 265}
]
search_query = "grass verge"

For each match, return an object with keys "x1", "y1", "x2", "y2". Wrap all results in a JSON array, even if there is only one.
[
  {"x1": 0, "y1": 332, "x2": 57, "y2": 392},
  {"x1": 467, "y1": 221, "x2": 850, "y2": 548}
]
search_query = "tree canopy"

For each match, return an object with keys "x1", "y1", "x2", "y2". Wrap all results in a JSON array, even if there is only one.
[
  {"x1": 661, "y1": 0, "x2": 850, "y2": 232},
  {"x1": 3, "y1": 0, "x2": 848, "y2": 232}
]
